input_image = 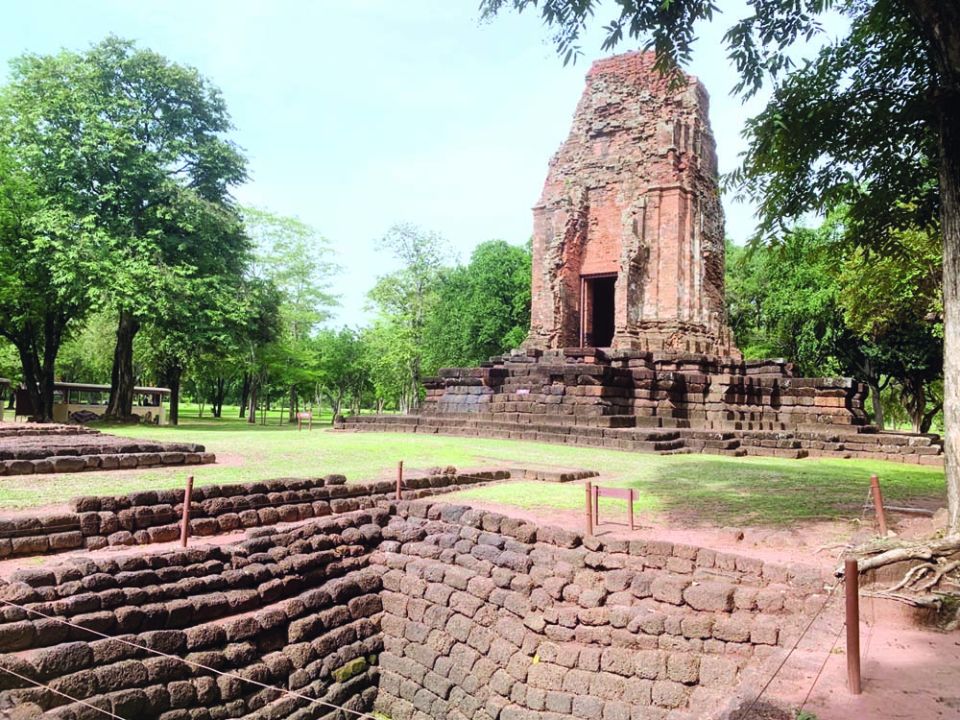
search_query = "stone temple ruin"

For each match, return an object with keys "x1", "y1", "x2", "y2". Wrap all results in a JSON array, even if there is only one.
[{"x1": 339, "y1": 52, "x2": 943, "y2": 464}]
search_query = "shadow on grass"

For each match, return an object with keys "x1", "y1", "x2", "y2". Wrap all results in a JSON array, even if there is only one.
[{"x1": 618, "y1": 457, "x2": 946, "y2": 527}]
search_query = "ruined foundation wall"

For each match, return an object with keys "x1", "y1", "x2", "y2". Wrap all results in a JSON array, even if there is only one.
[
  {"x1": 0, "y1": 511, "x2": 386, "y2": 720},
  {"x1": 374, "y1": 501, "x2": 827, "y2": 720},
  {"x1": 0, "y1": 470, "x2": 508, "y2": 560},
  {"x1": 0, "y1": 494, "x2": 832, "y2": 720}
]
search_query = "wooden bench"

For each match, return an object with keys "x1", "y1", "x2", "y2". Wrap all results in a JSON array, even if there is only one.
[{"x1": 296, "y1": 411, "x2": 313, "y2": 431}]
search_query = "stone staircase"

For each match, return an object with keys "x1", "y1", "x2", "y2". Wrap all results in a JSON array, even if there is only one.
[{"x1": 337, "y1": 413, "x2": 944, "y2": 465}]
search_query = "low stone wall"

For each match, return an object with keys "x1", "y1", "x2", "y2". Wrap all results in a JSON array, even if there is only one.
[
  {"x1": 373, "y1": 500, "x2": 827, "y2": 720},
  {"x1": 337, "y1": 348, "x2": 944, "y2": 465},
  {"x1": 0, "y1": 470, "x2": 508, "y2": 559},
  {"x1": 0, "y1": 425, "x2": 213, "y2": 477}
]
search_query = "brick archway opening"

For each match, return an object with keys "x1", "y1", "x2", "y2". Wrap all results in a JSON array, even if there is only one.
[{"x1": 581, "y1": 274, "x2": 617, "y2": 347}]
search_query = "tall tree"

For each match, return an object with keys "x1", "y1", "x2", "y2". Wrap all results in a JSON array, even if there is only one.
[
  {"x1": 243, "y1": 207, "x2": 338, "y2": 420},
  {"x1": 1, "y1": 37, "x2": 247, "y2": 421},
  {"x1": 367, "y1": 224, "x2": 449, "y2": 409},
  {"x1": 0, "y1": 146, "x2": 103, "y2": 420},
  {"x1": 423, "y1": 240, "x2": 531, "y2": 373},
  {"x1": 480, "y1": 0, "x2": 960, "y2": 531}
]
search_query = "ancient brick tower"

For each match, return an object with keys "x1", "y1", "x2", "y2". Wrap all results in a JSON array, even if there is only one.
[{"x1": 527, "y1": 52, "x2": 738, "y2": 356}]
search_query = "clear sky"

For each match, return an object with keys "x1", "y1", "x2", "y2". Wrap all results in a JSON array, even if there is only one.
[{"x1": 0, "y1": 1, "x2": 844, "y2": 326}]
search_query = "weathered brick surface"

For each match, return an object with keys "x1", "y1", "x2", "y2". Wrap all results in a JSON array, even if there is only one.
[
  {"x1": 373, "y1": 500, "x2": 825, "y2": 720},
  {"x1": 526, "y1": 51, "x2": 734, "y2": 355}
]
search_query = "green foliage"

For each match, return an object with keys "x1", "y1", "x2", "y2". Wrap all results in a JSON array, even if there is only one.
[
  {"x1": 725, "y1": 221, "x2": 849, "y2": 377},
  {"x1": 423, "y1": 239, "x2": 531, "y2": 373},
  {"x1": 367, "y1": 224, "x2": 450, "y2": 409},
  {"x1": 58, "y1": 311, "x2": 118, "y2": 385},
  {"x1": 0, "y1": 36, "x2": 248, "y2": 418},
  {"x1": 726, "y1": 212, "x2": 944, "y2": 432}
]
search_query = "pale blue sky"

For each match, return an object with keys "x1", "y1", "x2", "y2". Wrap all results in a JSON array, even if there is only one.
[{"x1": 1, "y1": 1, "x2": 844, "y2": 326}]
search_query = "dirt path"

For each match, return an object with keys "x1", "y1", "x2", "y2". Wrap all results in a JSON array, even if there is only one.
[{"x1": 446, "y1": 487, "x2": 960, "y2": 720}]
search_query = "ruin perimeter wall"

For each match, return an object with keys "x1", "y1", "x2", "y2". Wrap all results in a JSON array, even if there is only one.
[{"x1": 0, "y1": 488, "x2": 830, "y2": 720}]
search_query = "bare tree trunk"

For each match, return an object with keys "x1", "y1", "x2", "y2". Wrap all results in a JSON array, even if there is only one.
[
  {"x1": 212, "y1": 377, "x2": 225, "y2": 418},
  {"x1": 869, "y1": 381, "x2": 885, "y2": 430},
  {"x1": 166, "y1": 365, "x2": 182, "y2": 426},
  {"x1": 106, "y1": 310, "x2": 140, "y2": 419},
  {"x1": 288, "y1": 385, "x2": 297, "y2": 422},
  {"x1": 239, "y1": 374, "x2": 251, "y2": 418},
  {"x1": 909, "y1": 0, "x2": 960, "y2": 533},
  {"x1": 13, "y1": 327, "x2": 46, "y2": 422},
  {"x1": 247, "y1": 376, "x2": 258, "y2": 424},
  {"x1": 941, "y1": 105, "x2": 960, "y2": 532}
]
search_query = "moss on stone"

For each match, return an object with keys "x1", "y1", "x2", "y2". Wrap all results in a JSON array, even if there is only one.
[{"x1": 331, "y1": 656, "x2": 368, "y2": 683}]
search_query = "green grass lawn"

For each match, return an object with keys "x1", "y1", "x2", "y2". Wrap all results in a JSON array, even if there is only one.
[{"x1": 0, "y1": 403, "x2": 946, "y2": 527}]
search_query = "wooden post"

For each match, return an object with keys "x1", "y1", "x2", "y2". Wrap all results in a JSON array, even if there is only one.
[
  {"x1": 628, "y1": 489, "x2": 635, "y2": 531},
  {"x1": 585, "y1": 482, "x2": 593, "y2": 536},
  {"x1": 396, "y1": 461, "x2": 404, "y2": 501},
  {"x1": 870, "y1": 474, "x2": 888, "y2": 537},
  {"x1": 593, "y1": 485, "x2": 599, "y2": 527},
  {"x1": 180, "y1": 475, "x2": 194, "y2": 548},
  {"x1": 845, "y1": 558, "x2": 862, "y2": 695}
]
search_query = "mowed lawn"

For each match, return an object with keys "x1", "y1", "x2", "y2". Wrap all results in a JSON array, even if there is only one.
[{"x1": 0, "y1": 404, "x2": 946, "y2": 526}]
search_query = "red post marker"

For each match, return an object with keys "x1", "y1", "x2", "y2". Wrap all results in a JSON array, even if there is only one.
[
  {"x1": 396, "y1": 461, "x2": 404, "y2": 501},
  {"x1": 845, "y1": 558, "x2": 862, "y2": 695},
  {"x1": 180, "y1": 475, "x2": 194, "y2": 548},
  {"x1": 585, "y1": 482, "x2": 594, "y2": 536},
  {"x1": 870, "y1": 474, "x2": 887, "y2": 537}
]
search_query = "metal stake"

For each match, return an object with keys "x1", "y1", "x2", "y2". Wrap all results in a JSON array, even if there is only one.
[
  {"x1": 180, "y1": 475, "x2": 194, "y2": 548},
  {"x1": 845, "y1": 558, "x2": 862, "y2": 695},
  {"x1": 585, "y1": 482, "x2": 593, "y2": 536}
]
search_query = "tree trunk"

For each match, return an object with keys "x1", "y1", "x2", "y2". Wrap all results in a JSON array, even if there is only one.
[
  {"x1": 909, "y1": 0, "x2": 960, "y2": 533},
  {"x1": 288, "y1": 386, "x2": 297, "y2": 422},
  {"x1": 12, "y1": 327, "x2": 46, "y2": 422},
  {"x1": 247, "y1": 376, "x2": 258, "y2": 424},
  {"x1": 106, "y1": 310, "x2": 140, "y2": 420},
  {"x1": 212, "y1": 377, "x2": 225, "y2": 418},
  {"x1": 239, "y1": 374, "x2": 251, "y2": 418},
  {"x1": 166, "y1": 365, "x2": 182, "y2": 426},
  {"x1": 869, "y1": 381, "x2": 885, "y2": 430},
  {"x1": 940, "y1": 103, "x2": 960, "y2": 532}
]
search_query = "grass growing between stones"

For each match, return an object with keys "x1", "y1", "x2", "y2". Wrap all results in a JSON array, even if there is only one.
[{"x1": 0, "y1": 404, "x2": 946, "y2": 527}]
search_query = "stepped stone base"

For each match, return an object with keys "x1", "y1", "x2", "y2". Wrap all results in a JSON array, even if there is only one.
[
  {"x1": 0, "y1": 423, "x2": 215, "y2": 475},
  {"x1": 336, "y1": 348, "x2": 944, "y2": 465}
]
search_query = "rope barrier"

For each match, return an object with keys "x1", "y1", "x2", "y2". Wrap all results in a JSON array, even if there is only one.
[
  {"x1": 0, "y1": 664, "x2": 126, "y2": 719},
  {"x1": 800, "y1": 610, "x2": 845, "y2": 712},
  {"x1": 735, "y1": 579, "x2": 843, "y2": 718},
  {"x1": 0, "y1": 599, "x2": 380, "y2": 720}
]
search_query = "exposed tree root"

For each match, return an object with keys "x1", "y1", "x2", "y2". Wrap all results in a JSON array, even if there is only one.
[{"x1": 836, "y1": 535, "x2": 960, "y2": 612}]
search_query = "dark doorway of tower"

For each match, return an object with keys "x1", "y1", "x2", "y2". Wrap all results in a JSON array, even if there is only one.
[{"x1": 580, "y1": 274, "x2": 616, "y2": 347}]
